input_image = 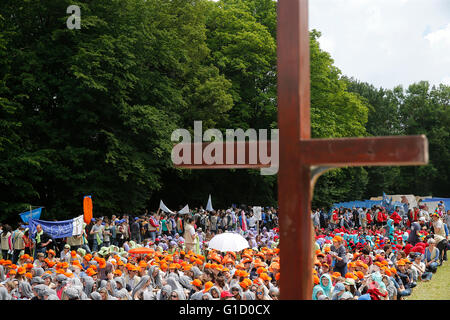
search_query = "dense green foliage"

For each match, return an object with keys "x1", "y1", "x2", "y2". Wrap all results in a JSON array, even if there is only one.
[{"x1": 0, "y1": 0, "x2": 448, "y2": 223}]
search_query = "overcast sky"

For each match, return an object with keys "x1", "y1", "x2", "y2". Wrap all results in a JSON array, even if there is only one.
[{"x1": 308, "y1": 0, "x2": 450, "y2": 89}]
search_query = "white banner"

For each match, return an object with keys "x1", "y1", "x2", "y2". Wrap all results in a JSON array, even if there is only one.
[
  {"x1": 159, "y1": 200, "x2": 174, "y2": 213},
  {"x1": 206, "y1": 194, "x2": 214, "y2": 211},
  {"x1": 72, "y1": 215, "x2": 84, "y2": 236},
  {"x1": 179, "y1": 204, "x2": 190, "y2": 214}
]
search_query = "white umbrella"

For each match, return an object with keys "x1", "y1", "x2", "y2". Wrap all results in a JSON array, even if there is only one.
[{"x1": 207, "y1": 232, "x2": 249, "y2": 252}]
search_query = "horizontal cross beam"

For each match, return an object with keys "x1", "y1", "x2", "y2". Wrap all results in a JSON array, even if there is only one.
[
  {"x1": 300, "y1": 135, "x2": 428, "y2": 167},
  {"x1": 172, "y1": 135, "x2": 428, "y2": 169}
]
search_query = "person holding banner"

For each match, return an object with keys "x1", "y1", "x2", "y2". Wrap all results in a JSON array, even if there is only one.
[{"x1": 33, "y1": 224, "x2": 53, "y2": 260}]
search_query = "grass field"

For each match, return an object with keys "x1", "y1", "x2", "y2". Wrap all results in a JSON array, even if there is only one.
[{"x1": 407, "y1": 260, "x2": 450, "y2": 300}]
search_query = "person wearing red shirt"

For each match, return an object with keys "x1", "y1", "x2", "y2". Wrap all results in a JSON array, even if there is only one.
[
  {"x1": 376, "y1": 210, "x2": 384, "y2": 227},
  {"x1": 366, "y1": 210, "x2": 373, "y2": 226},
  {"x1": 331, "y1": 210, "x2": 340, "y2": 230},
  {"x1": 390, "y1": 210, "x2": 402, "y2": 227},
  {"x1": 381, "y1": 209, "x2": 388, "y2": 227}
]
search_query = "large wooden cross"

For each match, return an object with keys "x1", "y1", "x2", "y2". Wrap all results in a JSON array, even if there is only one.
[{"x1": 173, "y1": 0, "x2": 428, "y2": 299}]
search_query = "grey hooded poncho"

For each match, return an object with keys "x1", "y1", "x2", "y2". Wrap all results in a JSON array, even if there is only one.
[
  {"x1": 209, "y1": 286, "x2": 221, "y2": 300},
  {"x1": 191, "y1": 266, "x2": 202, "y2": 279},
  {"x1": 131, "y1": 275, "x2": 151, "y2": 300},
  {"x1": 63, "y1": 286, "x2": 80, "y2": 300},
  {"x1": 19, "y1": 281, "x2": 34, "y2": 299},
  {"x1": 171, "y1": 288, "x2": 187, "y2": 300},
  {"x1": 0, "y1": 286, "x2": 11, "y2": 300},
  {"x1": 178, "y1": 275, "x2": 193, "y2": 290},
  {"x1": 243, "y1": 291, "x2": 255, "y2": 300},
  {"x1": 166, "y1": 275, "x2": 183, "y2": 291},
  {"x1": 33, "y1": 267, "x2": 45, "y2": 277},
  {"x1": 33, "y1": 284, "x2": 49, "y2": 299},
  {"x1": 90, "y1": 291, "x2": 102, "y2": 300},
  {"x1": 190, "y1": 291, "x2": 204, "y2": 300},
  {"x1": 31, "y1": 276, "x2": 45, "y2": 286},
  {"x1": 158, "y1": 285, "x2": 172, "y2": 300},
  {"x1": 148, "y1": 265, "x2": 162, "y2": 289},
  {"x1": 83, "y1": 276, "x2": 95, "y2": 296},
  {"x1": 0, "y1": 265, "x2": 5, "y2": 282},
  {"x1": 230, "y1": 284, "x2": 243, "y2": 300}
]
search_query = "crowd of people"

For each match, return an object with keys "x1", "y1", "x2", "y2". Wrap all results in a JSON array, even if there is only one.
[
  {"x1": 311, "y1": 201, "x2": 449, "y2": 300},
  {"x1": 0, "y1": 200, "x2": 448, "y2": 300}
]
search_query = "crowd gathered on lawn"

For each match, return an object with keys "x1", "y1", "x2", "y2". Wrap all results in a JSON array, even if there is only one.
[{"x1": 0, "y1": 200, "x2": 448, "y2": 300}]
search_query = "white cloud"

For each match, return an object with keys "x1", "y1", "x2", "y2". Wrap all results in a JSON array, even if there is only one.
[
  {"x1": 309, "y1": 0, "x2": 450, "y2": 89},
  {"x1": 425, "y1": 23, "x2": 450, "y2": 43}
]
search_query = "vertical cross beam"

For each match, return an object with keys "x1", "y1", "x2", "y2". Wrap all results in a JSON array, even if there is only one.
[{"x1": 277, "y1": 0, "x2": 312, "y2": 300}]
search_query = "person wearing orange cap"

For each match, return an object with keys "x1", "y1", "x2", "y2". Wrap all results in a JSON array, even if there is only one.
[
  {"x1": 124, "y1": 264, "x2": 141, "y2": 292},
  {"x1": 330, "y1": 236, "x2": 348, "y2": 277},
  {"x1": 259, "y1": 272, "x2": 273, "y2": 291},
  {"x1": 47, "y1": 249, "x2": 56, "y2": 262},
  {"x1": 395, "y1": 259, "x2": 412, "y2": 299}
]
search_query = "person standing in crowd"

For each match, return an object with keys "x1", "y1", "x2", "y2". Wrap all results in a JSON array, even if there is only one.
[
  {"x1": 209, "y1": 211, "x2": 218, "y2": 235},
  {"x1": 311, "y1": 209, "x2": 320, "y2": 230},
  {"x1": 102, "y1": 220, "x2": 112, "y2": 248},
  {"x1": 430, "y1": 213, "x2": 447, "y2": 265},
  {"x1": 184, "y1": 217, "x2": 197, "y2": 253},
  {"x1": 359, "y1": 207, "x2": 367, "y2": 231},
  {"x1": 148, "y1": 212, "x2": 159, "y2": 242},
  {"x1": 1, "y1": 225, "x2": 12, "y2": 260},
  {"x1": 90, "y1": 218, "x2": 104, "y2": 253},
  {"x1": 176, "y1": 214, "x2": 184, "y2": 236},
  {"x1": 130, "y1": 218, "x2": 141, "y2": 243},
  {"x1": 169, "y1": 214, "x2": 177, "y2": 237},
  {"x1": 66, "y1": 233, "x2": 83, "y2": 253},
  {"x1": 407, "y1": 217, "x2": 427, "y2": 246},
  {"x1": 22, "y1": 229, "x2": 33, "y2": 256},
  {"x1": 12, "y1": 225, "x2": 25, "y2": 264},
  {"x1": 330, "y1": 236, "x2": 347, "y2": 276},
  {"x1": 247, "y1": 211, "x2": 257, "y2": 231},
  {"x1": 33, "y1": 224, "x2": 53, "y2": 260}
]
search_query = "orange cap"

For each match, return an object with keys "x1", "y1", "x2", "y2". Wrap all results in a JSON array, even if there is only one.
[
  {"x1": 203, "y1": 281, "x2": 213, "y2": 293},
  {"x1": 17, "y1": 267, "x2": 26, "y2": 275},
  {"x1": 191, "y1": 279, "x2": 202, "y2": 288}
]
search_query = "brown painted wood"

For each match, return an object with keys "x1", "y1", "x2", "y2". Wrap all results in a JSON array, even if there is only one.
[
  {"x1": 300, "y1": 135, "x2": 429, "y2": 167},
  {"x1": 277, "y1": 0, "x2": 313, "y2": 300}
]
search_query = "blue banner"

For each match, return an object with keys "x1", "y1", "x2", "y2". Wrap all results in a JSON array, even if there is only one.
[
  {"x1": 19, "y1": 207, "x2": 43, "y2": 223},
  {"x1": 28, "y1": 215, "x2": 84, "y2": 239}
]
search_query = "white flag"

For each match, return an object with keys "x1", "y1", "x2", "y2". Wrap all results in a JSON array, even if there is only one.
[
  {"x1": 206, "y1": 194, "x2": 214, "y2": 211},
  {"x1": 159, "y1": 200, "x2": 174, "y2": 213},
  {"x1": 253, "y1": 206, "x2": 262, "y2": 221},
  {"x1": 179, "y1": 204, "x2": 190, "y2": 214}
]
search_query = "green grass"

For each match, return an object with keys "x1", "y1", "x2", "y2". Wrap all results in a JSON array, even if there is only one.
[{"x1": 407, "y1": 260, "x2": 450, "y2": 300}]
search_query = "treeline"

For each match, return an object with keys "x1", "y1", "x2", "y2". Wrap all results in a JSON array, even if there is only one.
[{"x1": 0, "y1": 0, "x2": 448, "y2": 223}]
